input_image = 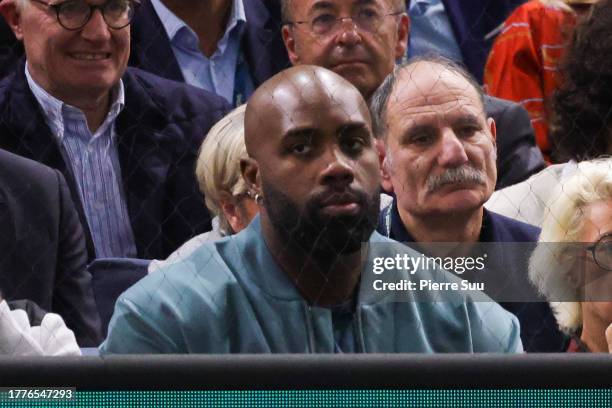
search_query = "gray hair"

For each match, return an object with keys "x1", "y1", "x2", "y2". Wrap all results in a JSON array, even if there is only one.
[{"x1": 369, "y1": 55, "x2": 486, "y2": 140}]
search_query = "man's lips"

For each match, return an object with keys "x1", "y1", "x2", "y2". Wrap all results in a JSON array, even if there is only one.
[
  {"x1": 319, "y1": 193, "x2": 362, "y2": 216},
  {"x1": 331, "y1": 60, "x2": 369, "y2": 70},
  {"x1": 69, "y1": 52, "x2": 112, "y2": 61}
]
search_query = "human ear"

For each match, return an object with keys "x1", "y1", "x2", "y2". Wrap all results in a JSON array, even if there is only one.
[
  {"x1": 378, "y1": 140, "x2": 395, "y2": 194},
  {"x1": 0, "y1": 0, "x2": 25, "y2": 41},
  {"x1": 282, "y1": 25, "x2": 301, "y2": 65},
  {"x1": 240, "y1": 158, "x2": 261, "y2": 195}
]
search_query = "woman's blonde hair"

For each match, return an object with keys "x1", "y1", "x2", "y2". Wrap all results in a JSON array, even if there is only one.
[
  {"x1": 195, "y1": 104, "x2": 248, "y2": 234},
  {"x1": 529, "y1": 158, "x2": 612, "y2": 333}
]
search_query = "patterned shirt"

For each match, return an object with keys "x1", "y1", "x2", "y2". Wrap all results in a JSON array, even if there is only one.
[{"x1": 25, "y1": 64, "x2": 137, "y2": 259}]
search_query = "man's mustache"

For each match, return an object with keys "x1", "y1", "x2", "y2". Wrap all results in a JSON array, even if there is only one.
[{"x1": 426, "y1": 165, "x2": 486, "y2": 193}]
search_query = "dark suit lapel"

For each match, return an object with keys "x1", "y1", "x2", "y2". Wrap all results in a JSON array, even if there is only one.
[
  {"x1": 116, "y1": 71, "x2": 171, "y2": 258},
  {"x1": 0, "y1": 67, "x2": 96, "y2": 259},
  {"x1": 243, "y1": 0, "x2": 289, "y2": 86},
  {"x1": 4, "y1": 67, "x2": 68, "y2": 174},
  {"x1": 129, "y1": 0, "x2": 184, "y2": 82},
  {"x1": 440, "y1": 0, "x2": 474, "y2": 59}
]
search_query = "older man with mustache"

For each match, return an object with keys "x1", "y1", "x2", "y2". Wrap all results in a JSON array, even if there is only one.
[{"x1": 372, "y1": 56, "x2": 566, "y2": 352}]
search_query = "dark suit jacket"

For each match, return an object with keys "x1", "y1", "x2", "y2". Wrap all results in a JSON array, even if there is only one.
[
  {"x1": 129, "y1": 0, "x2": 290, "y2": 89},
  {"x1": 0, "y1": 65, "x2": 230, "y2": 261},
  {"x1": 439, "y1": 0, "x2": 526, "y2": 82},
  {"x1": 484, "y1": 95, "x2": 545, "y2": 190},
  {"x1": 378, "y1": 202, "x2": 566, "y2": 352},
  {"x1": 0, "y1": 19, "x2": 21, "y2": 80},
  {"x1": 0, "y1": 149, "x2": 102, "y2": 346}
]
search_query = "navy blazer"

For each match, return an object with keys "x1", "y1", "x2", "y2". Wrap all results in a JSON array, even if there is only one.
[
  {"x1": 0, "y1": 149, "x2": 102, "y2": 346},
  {"x1": 0, "y1": 65, "x2": 230, "y2": 261},
  {"x1": 0, "y1": 19, "x2": 21, "y2": 80},
  {"x1": 378, "y1": 202, "x2": 567, "y2": 352},
  {"x1": 129, "y1": 0, "x2": 290, "y2": 90},
  {"x1": 408, "y1": 0, "x2": 526, "y2": 82}
]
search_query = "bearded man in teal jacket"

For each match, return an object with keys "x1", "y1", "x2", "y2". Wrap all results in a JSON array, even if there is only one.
[{"x1": 101, "y1": 66, "x2": 522, "y2": 354}]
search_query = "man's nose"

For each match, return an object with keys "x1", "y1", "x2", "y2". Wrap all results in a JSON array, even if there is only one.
[
  {"x1": 320, "y1": 147, "x2": 355, "y2": 189},
  {"x1": 335, "y1": 17, "x2": 362, "y2": 46},
  {"x1": 437, "y1": 129, "x2": 469, "y2": 168},
  {"x1": 81, "y1": 9, "x2": 111, "y2": 41}
]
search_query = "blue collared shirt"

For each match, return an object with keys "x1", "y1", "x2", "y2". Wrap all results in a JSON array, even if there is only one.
[
  {"x1": 150, "y1": 0, "x2": 254, "y2": 106},
  {"x1": 25, "y1": 64, "x2": 138, "y2": 259},
  {"x1": 408, "y1": 0, "x2": 464, "y2": 62}
]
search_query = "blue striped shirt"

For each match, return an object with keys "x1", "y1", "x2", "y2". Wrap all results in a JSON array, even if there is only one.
[{"x1": 25, "y1": 64, "x2": 138, "y2": 259}]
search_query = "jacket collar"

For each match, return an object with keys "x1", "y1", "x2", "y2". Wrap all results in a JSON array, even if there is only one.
[
  {"x1": 241, "y1": 0, "x2": 289, "y2": 86},
  {"x1": 385, "y1": 197, "x2": 503, "y2": 243},
  {"x1": 231, "y1": 215, "x2": 404, "y2": 307},
  {"x1": 130, "y1": 0, "x2": 185, "y2": 82}
]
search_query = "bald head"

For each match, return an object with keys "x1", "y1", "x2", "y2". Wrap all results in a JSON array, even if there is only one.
[
  {"x1": 245, "y1": 65, "x2": 371, "y2": 160},
  {"x1": 241, "y1": 64, "x2": 381, "y2": 258}
]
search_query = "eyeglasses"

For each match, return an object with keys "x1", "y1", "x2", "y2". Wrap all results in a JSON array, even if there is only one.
[
  {"x1": 30, "y1": 0, "x2": 139, "y2": 31},
  {"x1": 586, "y1": 233, "x2": 612, "y2": 271},
  {"x1": 285, "y1": 9, "x2": 403, "y2": 36}
]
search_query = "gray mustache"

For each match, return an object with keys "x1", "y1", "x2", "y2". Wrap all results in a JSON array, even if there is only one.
[{"x1": 426, "y1": 166, "x2": 486, "y2": 192}]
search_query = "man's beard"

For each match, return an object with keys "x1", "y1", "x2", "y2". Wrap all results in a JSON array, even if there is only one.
[{"x1": 261, "y1": 181, "x2": 380, "y2": 256}]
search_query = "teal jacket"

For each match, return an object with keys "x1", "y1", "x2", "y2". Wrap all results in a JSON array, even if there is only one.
[{"x1": 101, "y1": 216, "x2": 522, "y2": 354}]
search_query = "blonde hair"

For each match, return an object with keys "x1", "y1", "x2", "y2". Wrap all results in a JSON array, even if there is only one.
[
  {"x1": 195, "y1": 105, "x2": 248, "y2": 234},
  {"x1": 529, "y1": 158, "x2": 612, "y2": 333}
]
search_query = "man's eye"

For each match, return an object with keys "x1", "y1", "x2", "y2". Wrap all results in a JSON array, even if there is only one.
[
  {"x1": 291, "y1": 143, "x2": 312, "y2": 155},
  {"x1": 312, "y1": 13, "x2": 337, "y2": 28},
  {"x1": 455, "y1": 126, "x2": 480, "y2": 138},
  {"x1": 410, "y1": 133, "x2": 434, "y2": 145},
  {"x1": 106, "y1": 0, "x2": 130, "y2": 14},
  {"x1": 58, "y1": 0, "x2": 86, "y2": 14},
  {"x1": 356, "y1": 8, "x2": 379, "y2": 20},
  {"x1": 342, "y1": 138, "x2": 365, "y2": 152}
]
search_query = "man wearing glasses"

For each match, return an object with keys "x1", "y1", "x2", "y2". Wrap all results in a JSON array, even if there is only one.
[
  {"x1": 280, "y1": 0, "x2": 545, "y2": 190},
  {"x1": 0, "y1": 0, "x2": 230, "y2": 261}
]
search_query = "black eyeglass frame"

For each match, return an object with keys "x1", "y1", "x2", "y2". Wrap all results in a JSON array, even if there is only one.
[
  {"x1": 283, "y1": 10, "x2": 404, "y2": 35},
  {"x1": 29, "y1": 0, "x2": 140, "y2": 31},
  {"x1": 586, "y1": 232, "x2": 612, "y2": 271}
]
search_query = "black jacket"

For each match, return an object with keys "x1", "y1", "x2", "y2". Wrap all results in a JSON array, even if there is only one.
[{"x1": 0, "y1": 149, "x2": 102, "y2": 346}]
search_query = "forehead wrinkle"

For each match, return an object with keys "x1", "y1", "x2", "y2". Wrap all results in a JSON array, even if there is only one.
[
  {"x1": 388, "y1": 92, "x2": 484, "y2": 128},
  {"x1": 393, "y1": 63, "x2": 484, "y2": 110}
]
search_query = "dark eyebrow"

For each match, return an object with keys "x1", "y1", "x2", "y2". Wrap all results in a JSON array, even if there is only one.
[
  {"x1": 282, "y1": 127, "x2": 319, "y2": 141},
  {"x1": 337, "y1": 122, "x2": 371, "y2": 135},
  {"x1": 452, "y1": 113, "x2": 483, "y2": 126},
  {"x1": 405, "y1": 123, "x2": 437, "y2": 139}
]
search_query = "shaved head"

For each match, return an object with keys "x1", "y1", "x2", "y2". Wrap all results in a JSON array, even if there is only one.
[{"x1": 245, "y1": 65, "x2": 370, "y2": 160}]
